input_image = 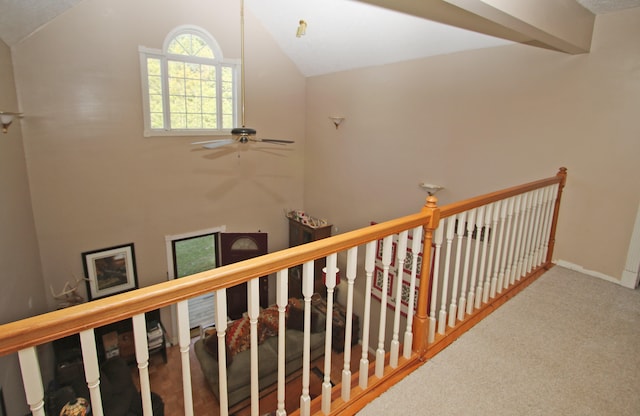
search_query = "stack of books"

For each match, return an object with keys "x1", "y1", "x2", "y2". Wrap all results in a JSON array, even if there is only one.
[{"x1": 147, "y1": 321, "x2": 163, "y2": 350}]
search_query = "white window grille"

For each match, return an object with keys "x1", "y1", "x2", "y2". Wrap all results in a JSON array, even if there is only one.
[{"x1": 139, "y1": 25, "x2": 239, "y2": 137}]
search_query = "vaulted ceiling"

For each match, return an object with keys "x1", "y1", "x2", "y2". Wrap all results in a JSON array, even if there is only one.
[{"x1": 1, "y1": 0, "x2": 639, "y2": 76}]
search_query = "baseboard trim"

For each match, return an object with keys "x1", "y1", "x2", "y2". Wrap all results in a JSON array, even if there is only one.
[{"x1": 554, "y1": 259, "x2": 637, "y2": 289}]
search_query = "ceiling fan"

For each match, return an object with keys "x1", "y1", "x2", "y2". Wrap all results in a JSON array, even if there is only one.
[{"x1": 193, "y1": 0, "x2": 294, "y2": 150}]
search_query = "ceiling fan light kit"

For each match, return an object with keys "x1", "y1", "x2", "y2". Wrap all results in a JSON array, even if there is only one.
[{"x1": 231, "y1": 127, "x2": 257, "y2": 136}]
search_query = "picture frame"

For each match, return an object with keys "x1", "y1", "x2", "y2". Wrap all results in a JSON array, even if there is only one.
[
  {"x1": 373, "y1": 266, "x2": 395, "y2": 298},
  {"x1": 83, "y1": 243, "x2": 138, "y2": 300}
]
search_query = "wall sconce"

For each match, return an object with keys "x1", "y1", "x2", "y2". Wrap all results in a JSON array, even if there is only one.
[
  {"x1": 329, "y1": 116, "x2": 345, "y2": 129},
  {"x1": 419, "y1": 182, "x2": 444, "y2": 195},
  {"x1": 0, "y1": 111, "x2": 22, "y2": 134},
  {"x1": 296, "y1": 20, "x2": 307, "y2": 37}
]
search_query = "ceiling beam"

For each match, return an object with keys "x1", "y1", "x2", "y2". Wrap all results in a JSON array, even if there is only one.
[{"x1": 357, "y1": 0, "x2": 595, "y2": 54}]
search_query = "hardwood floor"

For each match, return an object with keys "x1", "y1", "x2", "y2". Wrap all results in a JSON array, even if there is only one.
[
  {"x1": 130, "y1": 337, "x2": 217, "y2": 415},
  {"x1": 131, "y1": 338, "x2": 367, "y2": 416}
]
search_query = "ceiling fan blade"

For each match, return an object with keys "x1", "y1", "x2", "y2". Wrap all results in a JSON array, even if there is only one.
[
  {"x1": 258, "y1": 138, "x2": 295, "y2": 144},
  {"x1": 194, "y1": 138, "x2": 236, "y2": 149},
  {"x1": 191, "y1": 138, "x2": 232, "y2": 145}
]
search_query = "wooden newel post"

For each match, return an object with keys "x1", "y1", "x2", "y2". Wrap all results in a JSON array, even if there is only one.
[
  {"x1": 412, "y1": 195, "x2": 440, "y2": 358},
  {"x1": 545, "y1": 167, "x2": 568, "y2": 265}
]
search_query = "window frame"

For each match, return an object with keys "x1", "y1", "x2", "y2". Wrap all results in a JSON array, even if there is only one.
[{"x1": 139, "y1": 25, "x2": 240, "y2": 137}]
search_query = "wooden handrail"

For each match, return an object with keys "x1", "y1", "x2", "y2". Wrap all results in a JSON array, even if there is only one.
[
  {"x1": 0, "y1": 210, "x2": 432, "y2": 356},
  {"x1": 439, "y1": 168, "x2": 566, "y2": 219},
  {"x1": 0, "y1": 168, "x2": 567, "y2": 360}
]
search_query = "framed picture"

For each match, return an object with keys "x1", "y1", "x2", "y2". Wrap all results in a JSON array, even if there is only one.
[
  {"x1": 83, "y1": 243, "x2": 138, "y2": 300},
  {"x1": 373, "y1": 266, "x2": 395, "y2": 299}
]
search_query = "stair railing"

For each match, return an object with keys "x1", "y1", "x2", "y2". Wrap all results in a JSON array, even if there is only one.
[{"x1": 0, "y1": 168, "x2": 566, "y2": 416}]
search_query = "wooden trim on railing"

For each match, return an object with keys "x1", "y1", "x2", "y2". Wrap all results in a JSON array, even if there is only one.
[
  {"x1": 545, "y1": 167, "x2": 568, "y2": 264},
  {"x1": 0, "y1": 168, "x2": 567, "y2": 360},
  {"x1": 439, "y1": 167, "x2": 567, "y2": 219},
  {"x1": 412, "y1": 195, "x2": 440, "y2": 357},
  {"x1": 312, "y1": 352, "x2": 424, "y2": 416},
  {"x1": 0, "y1": 211, "x2": 432, "y2": 356}
]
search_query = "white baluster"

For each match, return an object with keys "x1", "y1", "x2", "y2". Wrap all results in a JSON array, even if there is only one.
[
  {"x1": 79, "y1": 329, "x2": 103, "y2": 416},
  {"x1": 177, "y1": 300, "x2": 194, "y2": 416},
  {"x1": 18, "y1": 347, "x2": 45, "y2": 416},
  {"x1": 481, "y1": 203, "x2": 495, "y2": 304},
  {"x1": 489, "y1": 200, "x2": 505, "y2": 298},
  {"x1": 526, "y1": 190, "x2": 543, "y2": 273},
  {"x1": 322, "y1": 253, "x2": 338, "y2": 415},
  {"x1": 428, "y1": 226, "x2": 445, "y2": 343},
  {"x1": 474, "y1": 204, "x2": 493, "y2": 309},
  {"x1": 391, "y1": 230, "x2": 408, "y2": 367},
  {"x1": 498, "y1": 198, "x2": 515, "y2": 292},
  {"x1": 341, "y1": 247, "x2": 358, "y2": 402},
  {"x1": 376, "y1": 235, "x2": 393, "y2": 377},
  {"x1": 457, "y1": 210, "x2": 475, "y2": 321},
  {"x1": 215, "y1": 289, "x2": 229, "y2": 416},
  {"x1": 448, "y1": 212, "x2": 466, "y2": 327},
  {"x1": 533, "y1": 186, "x2": 551, "y2": 267},
  {"x1": 527, "y1": 189, "x2": 542, "y2": 272},
  {"x1": 493, "y1": 200, "x2": 510, "y2": 294},
  {"x1": 132, "y1": 313, "x2": 153, "y2": 416},
  {"x1": 541, "y1": 184, "x2": 559, "y2": 262},
  {"x1": 520, "y1": 190, "x2": 537, "y2": 277},
  {"x1": 409, "y1": 226, "x2": 426, "y2": 350},
  {"x1": 531, "y1": 187, "x2": 549, "y2": 269},
  {"x1": 439, "y1": 216, "x2": 456, "y2": 334},
  {"x1": 505, "y1": 195, "x2": 522, "y2": 286},
  {"x1": 300, "y1": 261, "x2": 315, "y2": 416},
  {"x1": 516, "y1": 192, "x2": 533, "y2": 278},
  {"x1": 466, "y1": 206, "x2": 484, "y2": 315},
  {"x1": 248, "y1": 278, "x2": 260, "y2": 416},
  {"x1": 359, "y1": 242, "x2": 376, "y2": 389},
  {"x1": 276, "y1": 269, "x2": 288, "y2": 416},
  {"x1": 511, "y1": 193, "x2": 528, "y2": 283}
]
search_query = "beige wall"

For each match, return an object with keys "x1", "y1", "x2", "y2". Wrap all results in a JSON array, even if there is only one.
[
  {"x1": 305, "y1": 8, "x2": 640, "y2": 282},
  {"x1": 0, "y1": 39, "x2": 47, "y2": 416},
  {"x1": 1, "y1": 2, "x2": 638, "y2": 411},
  {"x1": 11, "y1": 0, "x2": 306, "y2": 311}
]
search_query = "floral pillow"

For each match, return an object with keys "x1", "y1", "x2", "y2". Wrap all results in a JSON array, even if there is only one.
[
  {"x1": 225, "y1": 316, "x2": 252, "y2": 358},
  {"x1": 259, "y1": 305, "x2": 280, "y2": 340}
]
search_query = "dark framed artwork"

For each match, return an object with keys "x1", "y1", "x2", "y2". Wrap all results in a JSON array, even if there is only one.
[{"x1": 83, "y1": 243, "x2": 138, "y2": 300}]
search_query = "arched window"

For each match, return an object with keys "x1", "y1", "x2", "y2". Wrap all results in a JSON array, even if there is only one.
[{"x1": 139, "y1": 26, "x2": 239, "y2": 136}]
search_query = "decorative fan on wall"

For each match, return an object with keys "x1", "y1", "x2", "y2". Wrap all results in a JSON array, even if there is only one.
[{"x1": 193, "y1": 0, "x2": 294, "y2": 150}]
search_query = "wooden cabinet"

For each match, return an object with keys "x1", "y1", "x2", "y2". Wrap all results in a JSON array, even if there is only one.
[
  {"x1": 288, "y1": 218, "x2": 332, "y2": 247},
  {"x1": 288, "y1": 218, "x2": 332, "y2": 298}
]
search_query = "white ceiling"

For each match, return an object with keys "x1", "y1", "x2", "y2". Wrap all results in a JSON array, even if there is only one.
[
  {"x1": 246, "y1": 0, "x2": 515, "y2": 77},
  {"x1": 0, "y1": 0, "x2": 639, "y2": 77}
]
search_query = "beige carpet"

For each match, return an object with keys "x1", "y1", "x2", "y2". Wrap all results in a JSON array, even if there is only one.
[{"x1": 358, "y1": 266, "x2": 640, "y2": 415}]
